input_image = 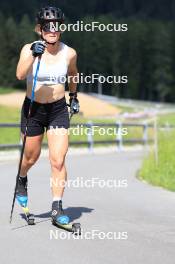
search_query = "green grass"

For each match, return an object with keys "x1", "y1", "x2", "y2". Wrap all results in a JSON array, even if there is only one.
[
  {"x1": 139, "y1": 130, "x2": 175, "y2": 191},
  {"x1": 0, "y1": 87, "x2": 20, "y2": 94},
  {"x1": 114, "y1": 104, "x2": 137, "y2": 113},
  {"x1": 0, "y1": 105, "x2": 20, "y2": 122},
  {"x1": 158, "y1": 112, "x2": 175, "y2": 126},
  {"x1": 0, "y1": 105, "x2": 20, "y2": 144}
]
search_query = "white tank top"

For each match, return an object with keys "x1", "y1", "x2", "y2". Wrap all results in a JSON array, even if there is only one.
[{"x1": 27, "y1": 42, "x2": 68, "y2": 86}]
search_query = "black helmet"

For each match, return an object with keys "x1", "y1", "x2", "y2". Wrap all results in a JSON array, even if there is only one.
[{"x1": 36, "y1": 6, "x2": 64, "y2": 24}]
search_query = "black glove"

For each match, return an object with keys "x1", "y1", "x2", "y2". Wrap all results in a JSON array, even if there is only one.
[
  {"x1": 30, "y1": 41, "x2": 46, "y2": 57},
  {"x1": 69, "y1": 93, "x2": 80, "y2": 114}
]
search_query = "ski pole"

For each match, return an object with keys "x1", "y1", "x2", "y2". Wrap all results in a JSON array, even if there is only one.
[
  {"x1": 9, "y1": 56, "x2": 42, "y2": 224},
  {"x1": 69, "y1": 110, "x2": 74, "y2": 121},
  {"x1": 66, "y1": 103, "x2": 74, "y2": 121}
]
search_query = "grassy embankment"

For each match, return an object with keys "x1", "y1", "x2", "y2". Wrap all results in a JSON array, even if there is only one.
[{"x1": 139, "y1": 112, "x2": 175, "y2": 191}]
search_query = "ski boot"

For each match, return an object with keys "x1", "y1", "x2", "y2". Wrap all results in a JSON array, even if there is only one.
[
  {"x1": 51, "y1": 200, "x2": 70, "y2": 225},
  {"x1": 16, "y1": 176, "x2": 34, "y2": 225},
  {"x1": 51, "y1": 200, "x2": 81, "y2": 235}
]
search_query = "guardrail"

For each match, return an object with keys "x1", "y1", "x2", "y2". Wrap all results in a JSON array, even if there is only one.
[{"x1": 0, "y1": 122, "x2": 174, "y2": 152}]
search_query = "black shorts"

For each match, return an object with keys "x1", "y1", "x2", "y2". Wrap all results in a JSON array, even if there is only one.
[{"x1": 21, "y1": 96, "x2": 70, "y2": 137}]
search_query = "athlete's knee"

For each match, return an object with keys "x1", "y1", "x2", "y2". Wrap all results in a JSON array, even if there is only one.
[
  {"x1": 24, "y1": 153, "x2": 40, "y2": 167},
  {"x1": 49, "y1": 155, "x2": 65, "y2": 171}
]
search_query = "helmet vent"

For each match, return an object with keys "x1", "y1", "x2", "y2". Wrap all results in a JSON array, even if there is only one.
[{"x1": 36, "y1": 6, "x2": 64, "y2": 24}]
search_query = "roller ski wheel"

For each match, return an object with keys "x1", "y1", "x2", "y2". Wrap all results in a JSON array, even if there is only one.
[
  {"x1": 72, "y1": 223, "x2": 81, "y2": 235},
  {"x1": 22, "y1": 207, "x2": 35, "y2": 225},
  {"x1": 52, "y1": 219, "x2": 81, "y2": 235}
]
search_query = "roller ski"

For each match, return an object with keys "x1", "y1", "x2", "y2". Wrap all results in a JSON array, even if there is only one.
[
  {"x1": 51, "y1": 200, "x2": 81, "y2": 235},
  {"x1": 16, "y1": 176, "x2": 35, "y2": 225}
]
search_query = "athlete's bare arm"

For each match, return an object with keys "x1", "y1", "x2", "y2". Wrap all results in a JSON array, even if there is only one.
[{"x1": 16, "y1": 44, "x2": 35, "y2": 80}]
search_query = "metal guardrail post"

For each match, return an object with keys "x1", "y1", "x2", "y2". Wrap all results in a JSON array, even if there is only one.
[
  {"x1": 143, "y1": 122, "x2": 148, "y2": 147},
  {"x1": 116, "y1": 121, "x2": 123, "y2": 151},
  {"x1": 87, "y1": 121, "x2": 94, "y2": 152}
]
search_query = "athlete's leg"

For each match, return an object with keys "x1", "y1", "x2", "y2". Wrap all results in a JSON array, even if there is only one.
[
  {"x1": 20, "y1": 133, "x2": 44, "y2": 176},
  {"x1": 47, "y1": 128, "x2": 69, "y2": 224},
  {"x1": 47, "y1": 128, "x2": 68, "y2": 198},
  {"x1": 16, "y1": 133, "x2": 43, "y2": 207},
  {"x1": 17, "y1": 95, "x2": 45, "y2": 207}
]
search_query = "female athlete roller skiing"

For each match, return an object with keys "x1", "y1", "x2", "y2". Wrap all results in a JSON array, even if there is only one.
[{"x1": 15, "y1": 6, "x2": 79, "y2": 226}]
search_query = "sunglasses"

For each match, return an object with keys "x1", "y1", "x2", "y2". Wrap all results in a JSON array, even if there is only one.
[{"x1": 42, "y1": 21, "x2": 62, "y2": 32}]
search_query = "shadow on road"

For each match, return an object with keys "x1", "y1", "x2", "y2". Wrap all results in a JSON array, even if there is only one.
[
  {"x1": 11, "y1": 207, "x2": 94, "y2": 230},
  {"x1": 35, "y1": 207, "x2": 94, "y2": 222}
]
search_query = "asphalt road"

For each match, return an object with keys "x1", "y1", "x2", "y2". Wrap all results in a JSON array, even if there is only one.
[{"x1": 0, "y1": 151, "x2": 175, "y2": 264}]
